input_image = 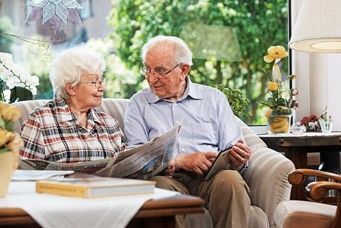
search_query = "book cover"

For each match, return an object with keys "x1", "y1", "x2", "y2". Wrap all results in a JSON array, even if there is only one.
[
  {"x1": 204, "y1": 145, "x2": 233, "y2": 181},
  {"x1": 36, "y1": 177, "x2": 155, "y2": 198}
]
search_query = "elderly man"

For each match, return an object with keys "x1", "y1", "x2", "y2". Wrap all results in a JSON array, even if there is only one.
[{"x1": 124, "y1": 35, "x2": 251, "y2": 228}]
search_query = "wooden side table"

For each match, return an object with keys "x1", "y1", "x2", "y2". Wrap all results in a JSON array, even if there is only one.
[{"x1": 260, "y1": 132, "x2": 341, "y2": 200}]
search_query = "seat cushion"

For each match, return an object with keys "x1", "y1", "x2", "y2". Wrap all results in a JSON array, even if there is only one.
[{"x1": 274, "y1": 200, "x2": 336, "y2": 228}]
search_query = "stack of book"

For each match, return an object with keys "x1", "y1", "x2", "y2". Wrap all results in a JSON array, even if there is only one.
[{"x1": 36, "y1": 177, "x2": 155, "y2": 198}]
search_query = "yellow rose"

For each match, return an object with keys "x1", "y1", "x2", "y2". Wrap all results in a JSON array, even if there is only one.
[
  {"x1": 0, "y1": 105, "x2": 21, "y2": 122},
  {"x1": 263, "y1": 45, "x2": 288, "y2": 63},
  {"x1": 268, "y1": 81, "x2": 279, "y2": 91},
  {"x1": 0, "y1": 129, "x2": 14, "y2": 148}
]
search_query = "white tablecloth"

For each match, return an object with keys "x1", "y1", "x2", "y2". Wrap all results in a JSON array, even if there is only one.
[{"x1": 0, "y1": 181, "x2": 178, "y2": 228}]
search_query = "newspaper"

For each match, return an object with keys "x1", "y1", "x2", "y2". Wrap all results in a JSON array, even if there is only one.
[{"x1": 19, "y1": 124, "x2": 181, "y2": 179}]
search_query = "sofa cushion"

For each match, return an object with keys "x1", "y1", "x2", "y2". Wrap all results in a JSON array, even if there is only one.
[
  {"x1": 13, "y1": 98, "x2": 129, "y2": 133},
  {"x1": 13, "y1": 100, "x2": 49, "y2": 133},
  {"x1": 274, "y1": 200, "x2": 336, "y2": 228},
  {"x1": 96, "y1": 98, "x2": 129, "y2": 129}
]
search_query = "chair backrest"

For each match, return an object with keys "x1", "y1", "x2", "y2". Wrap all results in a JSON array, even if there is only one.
[{"x1": 12, "y1": 98, "x2": 130, "y2": 133}]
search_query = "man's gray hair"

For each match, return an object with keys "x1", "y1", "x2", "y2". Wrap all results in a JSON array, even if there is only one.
[
  {"x1": 141, "y1": 35, "x2": 193, "y2": 66},
  {"x1": 49, "y1": 46, "x2": 105, "y2": 99}
]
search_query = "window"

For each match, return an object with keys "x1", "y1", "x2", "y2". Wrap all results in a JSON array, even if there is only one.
[
  {"x1": 112, "y1": 1, "x2": 288, "y2": 124},
  {"x1": 1, "y1": 0, "x2": 288, "y2": 125}
]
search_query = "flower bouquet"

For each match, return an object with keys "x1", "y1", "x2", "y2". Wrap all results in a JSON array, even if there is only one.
[
  {"x1": 0, "y1": 102, "x2": 23, "y2": 197},
  {"x1": 300, "y1": 115, "x2": 320, "y2": 132},
  {"x1": 262, "y1": 46, "x2": 298, "y2": 133}
]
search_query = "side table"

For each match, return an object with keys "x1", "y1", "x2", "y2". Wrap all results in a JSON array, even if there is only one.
[{"x1": 260, "y1": 132, "x2": 341, "y2": 200}]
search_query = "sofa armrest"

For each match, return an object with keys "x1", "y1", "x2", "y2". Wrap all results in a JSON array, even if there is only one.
[
  {"x1": 238, "y1": 119, "x2": 295, "y2": 226},
  {"x1": 244, "y1": 147, "x2": 295, "y2": 226}
]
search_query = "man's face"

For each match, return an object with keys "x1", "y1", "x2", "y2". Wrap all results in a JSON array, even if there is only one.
[{"x1": 144, "y1": 46, "x2": 188, "y2": 99}]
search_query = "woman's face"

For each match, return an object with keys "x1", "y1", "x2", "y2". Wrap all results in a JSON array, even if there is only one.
[{"x1": 69, "y1": 73, "x2": 105, "y2": 110}]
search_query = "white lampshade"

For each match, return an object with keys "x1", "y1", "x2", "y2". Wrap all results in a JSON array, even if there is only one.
[{"x1": 289, "y1": 0, "x2": 341, "y2": 53}]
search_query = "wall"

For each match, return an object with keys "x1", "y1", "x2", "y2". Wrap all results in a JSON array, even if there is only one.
[{"x1": 291, "y1": 0, "x2": 341, "y2": 130}]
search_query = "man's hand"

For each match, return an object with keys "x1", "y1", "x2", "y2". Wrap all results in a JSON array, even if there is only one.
[
  {"x1": 175, "y1": 152, "x2": 217, "y2": 175},
  {"x1": 228, "y1": 140, "x2": 251, "y2": 169},
  {"x1": 164, "y1": 159, "x2": 176, "y2": 177}
]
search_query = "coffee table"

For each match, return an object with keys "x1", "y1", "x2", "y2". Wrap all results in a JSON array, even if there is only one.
[{"x1": 0, "y1": 194, "x2": 205, "y2": 228}]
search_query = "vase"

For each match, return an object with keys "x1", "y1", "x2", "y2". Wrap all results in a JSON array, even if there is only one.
[
  {"x1": 318, "y1": 119, "x2": 333, "y2": 134},
  {"x1": 268, "y1": 115, "x2": 291, "y2": 134},
  {"x1": 0, "y1": 151, "x2": 18, "y2": 198}
]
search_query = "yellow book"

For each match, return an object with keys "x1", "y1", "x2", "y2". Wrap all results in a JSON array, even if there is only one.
[{"x1": 36, "y1": 177, "x2": 155, "y2": 198}]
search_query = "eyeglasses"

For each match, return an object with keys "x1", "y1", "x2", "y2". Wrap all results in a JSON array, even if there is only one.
[
  {"x1": 141, "y1": 63, "x2": 181, "y2": 77},
  {"x1": 78, "y1": 78, "x2": 106, "y2": 88}
]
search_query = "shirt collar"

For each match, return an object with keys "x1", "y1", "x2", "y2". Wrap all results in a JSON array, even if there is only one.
[
  {"x1": 55, "y1": 97, "x2": 104, "y2": 125},
  {"x1": 88, "y1": 109, "x2": 104, "y2": 125},
  {"x1": 145, "y1": 77, "x2": 203, "y2": 104}
]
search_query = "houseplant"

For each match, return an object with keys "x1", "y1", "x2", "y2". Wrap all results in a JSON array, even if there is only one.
[
  {"x1": 0, "y1": 101, "x2": 23, "y2": 197},
  {"x1": 216, "y1": 84, "x2": 250, "y2": 121},
  {"x1": 262, "y1": 45, "x2": 298, "y2": 133}
]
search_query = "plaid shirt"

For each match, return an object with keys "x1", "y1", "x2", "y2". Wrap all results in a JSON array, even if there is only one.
[{"x1": 20, "y1": 98, "x2": 126, "y2": 162}]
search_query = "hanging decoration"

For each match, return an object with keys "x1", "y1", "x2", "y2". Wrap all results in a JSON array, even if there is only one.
[{"x1": 25, "y1": 0, "x2": 83, "y2": 35}]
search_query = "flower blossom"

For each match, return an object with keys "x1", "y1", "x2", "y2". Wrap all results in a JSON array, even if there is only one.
[
  {"x1": 263, "y1": 45, "x2": 288, "y2": 63},
  {"x1": 0, "y1": 52, "x2": 39, "y2": 98},
  {"x1": 268, "y1": 81, "x2": 279, "y2": 91}
]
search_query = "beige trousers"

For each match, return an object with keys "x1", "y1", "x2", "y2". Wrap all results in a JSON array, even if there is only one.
[{"x1": 151, "y1": 170, "x2": 250, "y2": 228}]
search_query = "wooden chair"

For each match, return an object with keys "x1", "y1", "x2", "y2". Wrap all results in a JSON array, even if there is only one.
[{"x1": 274, "y1": 169, "x2": 341, "y2": 228}]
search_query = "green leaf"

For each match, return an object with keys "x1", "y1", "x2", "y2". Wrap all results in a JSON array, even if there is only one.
[
  {"x1": 277, "y1": 98, "x2": 286, "y2": 106},
  {"x1": 216, "y1": 85, "x2": 250, "y2": 120},
  {"x1": 0, "y1": 117, "x2": 5, "y2": 129},
  {"x1": 9, "y1": 87, "x2": 33, "y2": 103},
  {"x1": 0, "y1": 146, "x2": 10, "y2": 153}
]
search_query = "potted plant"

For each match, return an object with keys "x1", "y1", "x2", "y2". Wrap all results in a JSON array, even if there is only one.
[{"x1": 262, "y1": 45, "x2": 298, "y2": 134}]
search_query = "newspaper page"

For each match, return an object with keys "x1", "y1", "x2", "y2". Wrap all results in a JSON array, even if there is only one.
[
  {"x1": 97, "y1": 123, "x2": 180, "y2": 179},
  {"x1": 19, "y1": 158, "x2": 111, "y2": 173},
  {"x1": 19, "y1": 124, "x2": 181, "y2": 179}
]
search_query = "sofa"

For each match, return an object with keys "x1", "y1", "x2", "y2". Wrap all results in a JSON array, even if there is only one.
[{"x1": 13, "y1": 98, "x2": 295, "y2": 228}]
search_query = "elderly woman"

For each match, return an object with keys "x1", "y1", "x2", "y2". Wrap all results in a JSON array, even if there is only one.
[{"x1": 19, "y1": 47, "x2": 126, "y2": 162}]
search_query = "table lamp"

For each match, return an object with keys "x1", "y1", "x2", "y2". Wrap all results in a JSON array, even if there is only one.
[{"x1": 289, "y1": 0, "x2": 341, "y2": 53}]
